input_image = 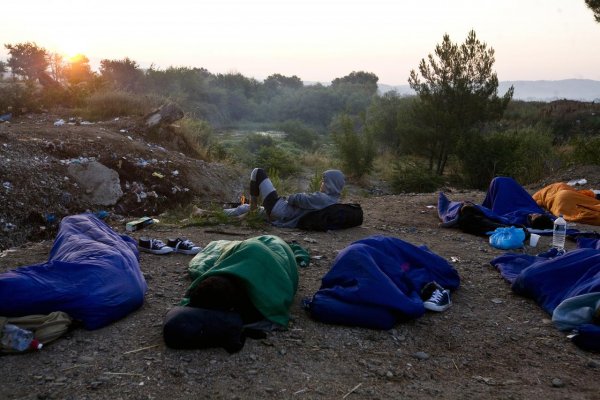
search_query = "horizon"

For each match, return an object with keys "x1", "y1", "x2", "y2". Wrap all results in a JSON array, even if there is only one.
[{"x1": 1, "y1": 1, "x2": 599, "y2": 86}]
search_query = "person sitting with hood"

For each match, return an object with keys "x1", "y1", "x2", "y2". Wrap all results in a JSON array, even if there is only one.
[{"x1": 249, "y1": 168, "x2": 345, "y2": 228}]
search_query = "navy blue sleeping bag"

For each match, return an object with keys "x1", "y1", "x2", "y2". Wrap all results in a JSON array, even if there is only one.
[
  {"x1": 439, "y1": 176, "x2": 547, "y2": 227},
  {"x1": 305, "y1": 236, "x2": 460, "y2": 329},
  {"x1": 491, "y1": 242, "x2": 600, "y2": 351},
  {"x1": 0, "y1": 214, "x2": 147, "y2": 330}
]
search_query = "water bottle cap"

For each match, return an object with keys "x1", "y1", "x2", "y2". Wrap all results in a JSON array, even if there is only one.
[{"x1": 30, "y1": 338, "x2": 43, "y2": 350}]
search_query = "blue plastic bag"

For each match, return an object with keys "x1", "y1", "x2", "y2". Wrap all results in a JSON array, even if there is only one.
[{"x1": 488, "y1": 227, "x2": 526, "y2": 250}]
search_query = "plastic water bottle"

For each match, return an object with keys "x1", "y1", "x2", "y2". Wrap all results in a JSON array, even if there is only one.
[
  {"x1": 1, "y1": 324, "x2": 43, "y2": 352},
  {"x1": 552, "y1": 215, "x2": 567, "y2": 251}
]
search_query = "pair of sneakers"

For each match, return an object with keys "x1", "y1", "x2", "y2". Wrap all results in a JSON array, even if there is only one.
[
  {"x1": 421, "y1": 281, "x2": 452, "y2": 312},
  {"x1": 138, "y1": 237, "x2": 202, "y2": 255}
]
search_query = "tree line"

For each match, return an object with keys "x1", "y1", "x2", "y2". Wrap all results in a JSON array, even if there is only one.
[{"x1": 2, "y1": 27, "x2": 599, "y2": 190}]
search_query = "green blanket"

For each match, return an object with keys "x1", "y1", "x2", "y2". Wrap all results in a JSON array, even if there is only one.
[{"x1": 183, "y1": 235, "x2": 308, "y2": 327}]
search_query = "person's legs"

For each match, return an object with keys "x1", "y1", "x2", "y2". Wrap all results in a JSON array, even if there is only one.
[{"x1": 250, "y1": 168, "x2": 279, "y2": 214}]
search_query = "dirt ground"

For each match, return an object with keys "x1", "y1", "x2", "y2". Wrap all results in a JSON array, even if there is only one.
[{"x1": 0, "y1": 115, "x2": 599, "y2": 400}]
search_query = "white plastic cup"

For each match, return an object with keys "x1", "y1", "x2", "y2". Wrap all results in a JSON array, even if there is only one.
[{"x1": 529, "y1": 233, "x2": 541, "y2": 247}]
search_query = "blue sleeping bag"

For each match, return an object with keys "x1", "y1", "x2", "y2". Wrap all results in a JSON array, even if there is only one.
[
  {"x1": 490, "y1": 243, "x2": 600, "y2": 351},
  {"x1": 0, "y1": 214, "x2": 147, "y2": 330},
  {"x1": 305, "y1": 236, "x2": 460, "y2": 329},
  {"x1": 439, "y1": 176, "x2": 548, "y2": 227}
]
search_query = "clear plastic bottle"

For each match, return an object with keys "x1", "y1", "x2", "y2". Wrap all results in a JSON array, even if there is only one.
[
  {"x1": 552, "y1": 214, "x2": 567, "y2": 251},
  {"x1": 1, "y1": 324, "x2": 43, "y2": 352}
]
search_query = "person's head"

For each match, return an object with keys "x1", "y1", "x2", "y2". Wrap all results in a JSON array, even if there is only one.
[
  {"x1": 320, "y1": 170, "x2": 345, "y2": 196},
  {"x1": 187, "y1": 275, "x2": 239, "y2": 311}
]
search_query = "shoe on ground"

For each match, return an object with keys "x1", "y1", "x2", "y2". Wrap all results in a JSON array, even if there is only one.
[
  {"x1": 138, "y1": 238, "x2": 173, "y2": 255},
  {"x1": 167, "y1": 238, "x2": 202, "y2": 255},
  {"x1": 423, "y1": 286, "x2": 452, "y2": 312}
]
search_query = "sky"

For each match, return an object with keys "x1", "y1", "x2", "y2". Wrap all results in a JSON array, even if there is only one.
[{"x1": 1, "y1": 0, "x2": 599, "y2": 85}]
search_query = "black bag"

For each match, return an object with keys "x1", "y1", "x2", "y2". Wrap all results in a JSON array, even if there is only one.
[{"x1": 296, "y1": 203, "x2": 363, "y2": 231}]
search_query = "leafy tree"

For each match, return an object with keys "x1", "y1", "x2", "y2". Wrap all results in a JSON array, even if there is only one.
[
  {"x1": 0, "y1": 60, "x2": 6, "y2": 75},
  {"x1": 408, "y1": 30, "x2": 513, "y2": 175},
  {"x1": 332, "y1": 71, "x2": 379, "y2": 94},
  {"x1": 263, "y1": 73, "x2": 303, "y2": 92},
  {"x1": 4, "y1": 42, "x2": 49, "y2": 80},
  {"x1": 586, "y1": 0, "x2": 600, "y2": 22},
  {"x1": 100, "y1": 57, "x2": 143, "y2": 91},
  {"x1": 365, "y1": 91, "x2": 416, "y2": 151},
  {"x1": 47, "y1": 52, "x2": 65, "y2": 82},
  {"x1": 64, "y1": 54, "x2": 95, "y2": 85}
]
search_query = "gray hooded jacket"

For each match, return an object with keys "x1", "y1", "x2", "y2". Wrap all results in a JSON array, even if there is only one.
[{"x1": 270, "y1": 169, "x2": 345, "y2": 228}]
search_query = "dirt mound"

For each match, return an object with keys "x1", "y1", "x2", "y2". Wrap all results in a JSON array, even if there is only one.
[{"x1": 0, "y1": 113, "x2": 243, "y2": 250}]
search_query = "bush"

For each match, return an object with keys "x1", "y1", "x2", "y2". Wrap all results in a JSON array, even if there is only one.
[
  {"x1": 277, "y1": 120, "x2": 320, "y2": 149},
  {"x1": 80, "y1": 90, "x2": 160, "y2": 120},
  {"x1": 391, "y1": 157, "x2": 444, "y2": 193},
  {"x1": 0, "y1": 81, "x2": 40, "y2": 114},
  {"x1": 568, "y1": 135, "x2": 600, "y2": 165},
  {"x1": 330, "y1": 114, "x2": 375, "y2": 178},
  {"x1": 255, "y1": 145, "x2": 298, "y2": 177},
  {"x1": 169, "y1": 118, "x2": 214, "y2": 160},
  {"x1": 458, "y1": 127, "x2": 555, "y2": 189}
]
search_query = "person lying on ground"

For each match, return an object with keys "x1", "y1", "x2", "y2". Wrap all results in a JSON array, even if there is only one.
[
  {"x1": 533, "y1": 182, "x2": 600, "y2": 225},
  {"x1": 163, "y1": 235, "x2": 308, "y2": 352},
  {"x1": 249, "y1": 168, "x2": 345, "y2": 228}
]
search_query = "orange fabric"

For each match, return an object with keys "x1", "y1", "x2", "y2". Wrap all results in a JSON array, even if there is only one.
[{"x1": 532, "y1": 182, "x2": 600, "y2": 225}]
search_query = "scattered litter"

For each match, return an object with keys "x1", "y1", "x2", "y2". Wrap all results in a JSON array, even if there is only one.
[
  {"x1": 3, "y1": 181, "x2": 12, "y2": 191},
  {"x1": 567, "y1": 178, "x2": 587, "y2": 186},
  {"x1": 171, "y1": 170, "x2": 179, "y2": 176},
  {"x1": 119, "y1": 129, "x2": 127, "y2": 133},
  {"x1": 127, "y1": 136, "x2": 133, "y2": 141},
  {"x1": 45, "y1": 213, "x2": 57, "y2": 224},
  {"x1": 53, "y1": 119, "x2": 65, "y2": 126},
  {"x1": 491, "y1": 298, "x2": 504, "y2": 304},
  {"x1": 126, "y1": 216, "x2": 156, "y2": 232},
  {"x1": 0, "y1": 113, "x2": 12, "y2": 122},
  {"x1": 473, "y1": 375, "x2": 495, "y2": 385},
  {"x1": 95, "y1": 210, "x2": 109, "y2": 219},
  {"x1": 303, "y1": 237, "x2": 317, "y2": 243},
  {"x1": 60, "y1": 157, "x2": 96, "y2": 165},
  {"x1": 80, "y1": 121, "x2": 94, "y2": 125},
  {"x1": 114, "y1": 117, "x2": 120, "y2": 121},
  {"x1": 0, "y1": 249, "x2": 17, "y2": 258},
  {"x1": 313, "y1": 255, "x2": 323, "y2": 260},
  {"x1": 2, "y1": 222, "x2": 16, "y2": 232},
  {"x1": 450, "y1": 256, "x2": 460, "y2": 263},
  {"x1": 152, "y1": 172, "x2": 165, "y2": 179},
  {"x1": 426, "y1": 205, "x2": 435, "y2": 209}
]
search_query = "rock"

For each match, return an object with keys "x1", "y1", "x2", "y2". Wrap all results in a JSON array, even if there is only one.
[
  {"x1": 551, "y1": 378, "x2": 565, "y2": 388},
  {"x1": 68, "y1": 161, "x2": 123, "y2": 205},
  {"x1": 144, "y1": 103, "x2": 184, "y2": 128},
  {"x1": 413, "y1": 351, "x2": 430, "y2": 360}
]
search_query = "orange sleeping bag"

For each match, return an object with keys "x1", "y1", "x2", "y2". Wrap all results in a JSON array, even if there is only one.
[{"x1": 532, "y1": 182, "x2": 600, "y2": 225}]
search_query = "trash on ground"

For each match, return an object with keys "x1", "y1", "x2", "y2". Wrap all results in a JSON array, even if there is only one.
[
  {"x1": 567, "y1": 178, "x2": 587, "y2": 186},
  {"x1": 126, "y1": 216, "x2": 156, "y2": 232}
]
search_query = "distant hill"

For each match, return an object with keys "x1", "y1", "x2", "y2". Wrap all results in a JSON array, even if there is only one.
[{"x1": 378, "y1": 79, "x2": 600, "y2": 102}]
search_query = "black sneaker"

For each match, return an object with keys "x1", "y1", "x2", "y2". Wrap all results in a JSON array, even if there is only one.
[
  {"x1": 167, "y1": 238, "x2": 202, "y2": 255},
  {"x1": 138, "y1": 238, "x2": 173, "y2": 255},
  {"x1": 423, "y1": 286, "x2": 452, "y2": 312}
]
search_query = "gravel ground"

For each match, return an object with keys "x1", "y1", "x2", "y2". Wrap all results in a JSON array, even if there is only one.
[{"x1": 0, "y1": 115, "x2": 599, "y2": 399}]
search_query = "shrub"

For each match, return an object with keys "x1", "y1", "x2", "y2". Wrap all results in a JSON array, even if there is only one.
[
  {"x1": 458, "y1": 127, "x2": 555, "y2": 189},
  {"x1": 0, "y1": 81, "x2": 40, "y2": 114},
  {"x1": 391, "y1": 157, "x2": 444, "y2": 193},
  {"x1": 330, "y1": 113, "x2": 375, "y2": 178},
  {"x1": 255, "y1": 145, "x2": 298, "y2": 177},
  {"x1": 568, "y1": 135, "x2": 600, "y2": 165}
]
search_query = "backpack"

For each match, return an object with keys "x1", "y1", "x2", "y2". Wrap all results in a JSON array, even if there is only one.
[
  {"x1": 0, "y1": 311, "x2": 72, "y2": 353},
  {"x1": 296, "y1": 203, "x2": 363, "y2": 231}
]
